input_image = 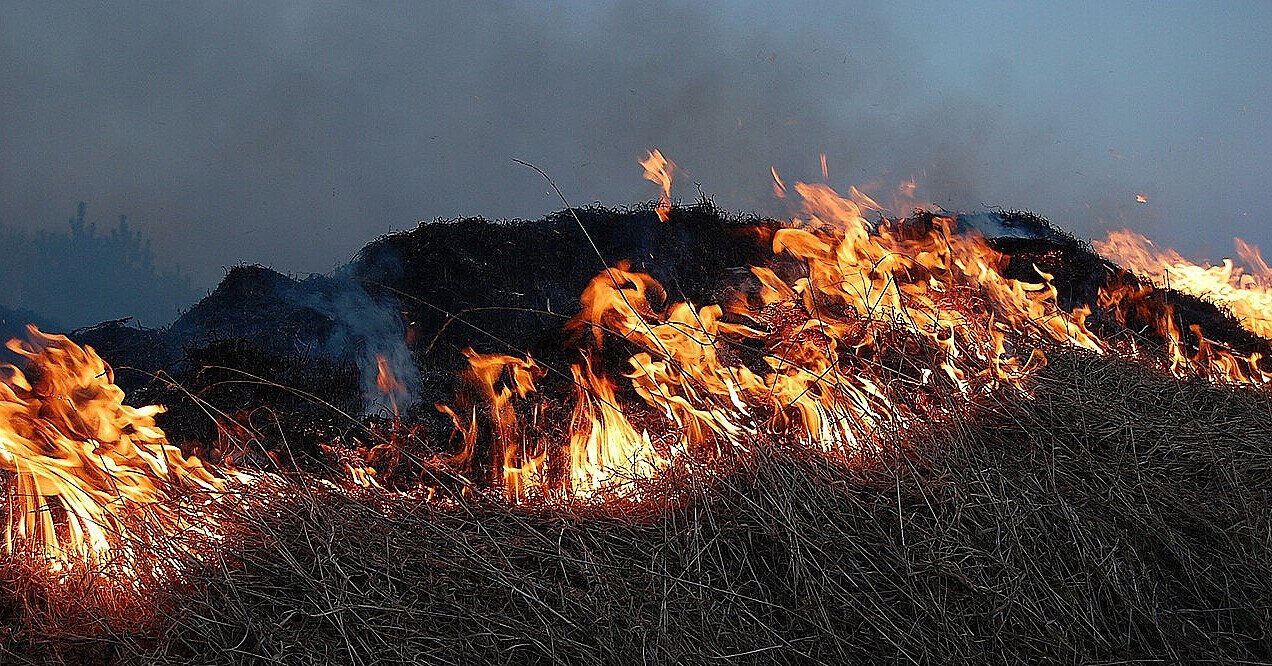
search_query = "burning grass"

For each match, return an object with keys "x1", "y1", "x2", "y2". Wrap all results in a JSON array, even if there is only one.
[
  {"x1": 5, "y1": 351, "x2": 1271, "y2": 664},
  {"x1": 6, "y1": 157, "x2": 1272, "y2": 661}
]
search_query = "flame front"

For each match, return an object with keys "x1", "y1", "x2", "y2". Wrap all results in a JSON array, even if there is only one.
[
  {"x1": 0, "y1": 326, "x2": 239, "y2": 577},
  {"x1": 1097, "y1": 229, "x2": 1272, "y2": 340},
  {"x1": 438, "y1": 170, "x2": 1152, "y2": 500},
  {"x1": 437, "y1": 159, "x2": 1272, "y2": 501}
]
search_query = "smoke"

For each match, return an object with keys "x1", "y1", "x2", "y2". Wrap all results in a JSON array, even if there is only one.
[
  {"x1": 298, "y1": 278, "x2": 421, "y2": 416},
  {"x1": 1, "y1": 1, "x2": 1270, "y2": 328}
]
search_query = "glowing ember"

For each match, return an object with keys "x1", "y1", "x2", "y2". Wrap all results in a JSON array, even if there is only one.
[{"x1": 640, "y1": 149, "x2": 676, "y2": 221}]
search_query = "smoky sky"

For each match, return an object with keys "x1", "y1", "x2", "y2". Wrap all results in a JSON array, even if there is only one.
[{"x1": 2, "y1": 1, "x2": 1271, "y2": 326}]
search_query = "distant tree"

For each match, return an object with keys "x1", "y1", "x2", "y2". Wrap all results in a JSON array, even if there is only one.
[{"x1": 1, "y1": 203, "x2": 196, "y2": 328}]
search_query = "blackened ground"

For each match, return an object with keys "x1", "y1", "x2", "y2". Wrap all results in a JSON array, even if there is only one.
[{"x1": 349, "y1": 202, "x2": 771, "y2": 384}]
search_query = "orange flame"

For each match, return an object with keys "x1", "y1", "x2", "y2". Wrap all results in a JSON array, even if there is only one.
[
  {"x1": 641, "y1": 149, "x2": 675, "y2": 221},
  {"x1": 1096, "y1": 230, "x2": 1272, "y2": 341},
  {"x1": 0, "y1": 326, "x2": 245, "y2": 579},
  {"x1": 375, "y1": 354, "x2": 404, "y2": 418},
  {"x1": 567, "y1": 356, "x2": 664, "y2": 497},
  {"x1": 439, "y1": 180, "x2": 1153, "y2": 500},
  {"x1": 13, "y1": 151, "x2": 1272, "y2": 598}
]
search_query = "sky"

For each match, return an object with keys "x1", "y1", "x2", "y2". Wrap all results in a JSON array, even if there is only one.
[{"x1": 2, "y1": 1, "x2": 1270, "y2": 326}]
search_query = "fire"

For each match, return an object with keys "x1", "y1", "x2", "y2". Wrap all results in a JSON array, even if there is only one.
[
  {"x1": 566, "y1": 356, "x2": 665, "y2": 497},
  {"x1": 0, "y1": 326, "x2": 245, "y2": 579},
  {"x1": 433, "y1": 154, "x2": 1272, "y2": 501},
  {"x1": 771, "y1": 166, "x2": 787, "y2": 198},
  {"x1": 436, "y1": 162, "x2": 1134, "y2": 500},
  {"x1": 1096, "y1": 230, "x2": 1272, "y2": 341},
  {"x1": 640, "y1": 149, "x2": 675, "y2": 221},
  {"x1": 434, "y1": 347, "x2": 545, "y2": 499},
  {"x1": 8, "y1": 148, "x2": 1272, "y2": 600},
  {"x1": 376, "y1": 353, "x2": 404, "y2": 418}
]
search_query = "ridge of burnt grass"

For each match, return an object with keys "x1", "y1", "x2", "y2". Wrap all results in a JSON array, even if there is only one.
[
  {"x1": 7, "y1": 350, "x2": 1272, "y2": 665},
  {"x1": 348, "y1": 201, "x2": 771, "y2": 379}
]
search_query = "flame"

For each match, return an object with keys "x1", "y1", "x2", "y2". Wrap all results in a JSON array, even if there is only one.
[
  {"x1": 12, "y1": 149, "x2": 1272, "y2": 600},
  {"x1": 641, "y1": 149, "x2": 675, "y2": 221},
  {"x1": 438, "y1": 177, "x2": 1143, "y2": 500},
  {"x1": 567, "y1": 356, "x2": 664, "y2": 497},
  {"x1": 434, "y1": 348, "x2": 546, "y2": 500},
  {"x1": 1096, "y1": 230, "x2": 1272, "y2": 341},
  {"x1": 0, "y1": 326, "x2": 243, "y2": 579},
  {"x1": 771, "y1": 166, "x2": 787, "y2": 199},
  {"x1": 437, "y1": 167, "x2": 1272, "y2": 502},
  {"x1": 345, "y1": 463, "x2": 382, "y2": 489},
  {"x1": 376, "y1": 354, "x2": 403, "y2": 418}
]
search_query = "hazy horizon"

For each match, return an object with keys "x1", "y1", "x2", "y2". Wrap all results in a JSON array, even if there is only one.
[{"x1": 3, "y1": 1, "x2": 1270, "y2": 327}]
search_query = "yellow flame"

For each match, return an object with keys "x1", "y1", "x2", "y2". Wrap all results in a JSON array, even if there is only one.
[
  {"x1": 439, "y1": 179, "x2": 1197, "y2": 500},
  {"x1": 640, "y1": 149, "x2": 675, "y2": 222},
  {"x1": 0, "y1": 326, "x2": 243, "y2": 577},
  {"x1": 1097, "y1": 230, "x2": 1272, "y2": 341}
]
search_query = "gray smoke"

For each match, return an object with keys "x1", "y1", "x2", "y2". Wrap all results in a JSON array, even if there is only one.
[
  {"x1": 2, "y1": 1, "x2": 1270, "y2": 328},
  {"x1": 301, "y1": 279, "x2": 421, "y2": 416}
]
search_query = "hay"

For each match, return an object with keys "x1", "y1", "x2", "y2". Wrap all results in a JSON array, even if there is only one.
[{"x1": 7, "y1": 351, "x2": 1271, "y2": 664}]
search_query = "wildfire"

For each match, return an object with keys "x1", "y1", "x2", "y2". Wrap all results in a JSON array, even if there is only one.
[
  {"x1": 6, "y1": 149, "x2": 1272, "y2": 598},
  {"x1": 0, "y1": 326, "x2": 248, "y2": 581},
  {"x1": 431, "y1": 154, "x2": 1272, "y2": 500},
  {"x1": 434, "y1": 162, "x2": 1133, "y2": 500},
  {"x1": 641, "y1": 149, "x2": 675, "y2": 221}
]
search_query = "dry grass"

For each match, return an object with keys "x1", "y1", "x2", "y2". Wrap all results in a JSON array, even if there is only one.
[{"x1": 5, "y1": 350, "x2": 1272, "y2": 664}]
